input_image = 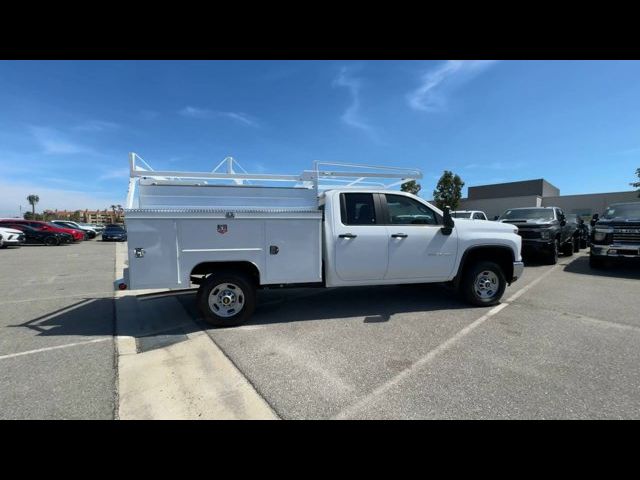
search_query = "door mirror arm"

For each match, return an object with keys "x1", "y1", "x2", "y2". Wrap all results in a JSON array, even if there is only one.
[{"x1": 441, "y1": 205, "x2": 454, "y2": 235}]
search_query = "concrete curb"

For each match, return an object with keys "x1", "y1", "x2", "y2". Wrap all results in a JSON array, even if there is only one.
[{"x1": 113, "y1": 242, "x2": 278, "y2": 420}]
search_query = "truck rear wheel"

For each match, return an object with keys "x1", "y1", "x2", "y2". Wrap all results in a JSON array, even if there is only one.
[
  {"x1": 460, "y1": 261, "x2": 506, "y2": 307},
  {"x1": 197, "y1": 272, "x2": 256, "y2": 327},
  {"x1": 573, "y1": 236, "x2": 580, "y2": 253}
]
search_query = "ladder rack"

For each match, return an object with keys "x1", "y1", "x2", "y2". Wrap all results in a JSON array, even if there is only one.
[{"x1": 126, "y1": 152, "x2": 423, "y2": 209}]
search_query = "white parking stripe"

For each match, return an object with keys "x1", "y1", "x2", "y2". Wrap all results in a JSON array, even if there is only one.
[
  {"x1": 333, "y1": 261, "x2": 565, "y2": 419},
  {"x1": 0, "y1": 338, "x2": 111, "y2": 361}
]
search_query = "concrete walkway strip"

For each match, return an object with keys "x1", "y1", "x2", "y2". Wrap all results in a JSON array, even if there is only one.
[{"x1": 113, "y1": 242, "x2": 278, "y2": 419}]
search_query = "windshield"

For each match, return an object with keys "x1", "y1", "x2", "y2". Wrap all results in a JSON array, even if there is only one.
[
  {"x1": 602, "y1": 203, "x2": 640, "y2": 220},
  {"x1": 451, "y1": 212, "x2": 472, "y2": 219},
  {"x1": 499, "y1": 209, "x2": 555, "y2": 221},
  {"x1": 106, "y1": 226, "x2": 125, "y2": 232}
]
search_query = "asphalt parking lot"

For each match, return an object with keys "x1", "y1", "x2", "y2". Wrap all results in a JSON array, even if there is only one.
[
  {"x1": 185, "y1": 253, "x2": 640, "y2": 419},
  {"x1": 0, "y1": 240, "x2": 116, "y2": 419},
  {"x1": 2, "y1": 241, "x2": 640, "y2": 419}
]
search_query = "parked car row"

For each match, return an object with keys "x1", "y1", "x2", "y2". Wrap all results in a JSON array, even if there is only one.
[
  {"x1": 458, "y1": 201, "x2": 640, "y2": 269},
  {"x1": 0, "y1": 219, "x2": 127, "y2": 248}
]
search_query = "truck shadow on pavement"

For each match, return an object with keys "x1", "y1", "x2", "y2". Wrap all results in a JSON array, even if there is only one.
[
  {"x1": 177, "y1": 283, "x2": 471, "y2": 327},
  {"x1": 12, "y1": 295, "x2": 203, "y2": 352},
  {"x1": 563, "y1": 255, "x2": 640, "y2": 280},
  {"x1": 11, "y1": 297, "x2": 116, "y2": 337}
]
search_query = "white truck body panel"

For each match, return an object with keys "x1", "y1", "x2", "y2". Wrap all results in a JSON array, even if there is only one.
[
  {"x1": 123, "y1": 153, "x2": 522, "y2": 294},
  {"x1": 125, "y1": 209, "x2": 322, "y2": 289}
]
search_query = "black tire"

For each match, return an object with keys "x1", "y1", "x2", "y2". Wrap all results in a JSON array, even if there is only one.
[
  {"x1": 460, "y1": 260, "x2": 507, "y2": 307},
  {"x1": 580, "y1": 238, "x2": 587, "y2": 249},
  {"x1": 572, "y1": 236, "x2": 580, "y2": 253},
  {"x1": 562, "y1": 238, "x2": 574, "y2": 256},
  {"x1": 44, "y1": 236, "x2": 59, "y2": 246},
  {"x1": 589, "y1": 254, "x2": 606, "y2": 269},
  {"x1": 544, "y1": 239, "x2": 559, "y2": 265},
  {"x1": 197, "y1": 271, "x2": 256, "y2": 327}
]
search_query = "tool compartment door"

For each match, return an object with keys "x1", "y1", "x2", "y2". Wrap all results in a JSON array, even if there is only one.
[
  {"x1": 264, "y1": 219, "x2": 322, "y2": 284},
  {"x1": 126, "y1": 219, "x2": 181, "y2": 289}
]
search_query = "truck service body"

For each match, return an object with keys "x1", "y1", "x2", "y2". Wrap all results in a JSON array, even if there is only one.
[{"x1": 121, "y1": 153, "x2": 524, "y2": 326}]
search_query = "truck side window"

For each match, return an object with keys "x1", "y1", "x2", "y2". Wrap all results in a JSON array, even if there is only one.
[
  {"x1": 385, "y1": 194, "x2": 437, "y2": 225},
  {"x1": 341, "y1": 193, "x2": 377, "y2": 225}
]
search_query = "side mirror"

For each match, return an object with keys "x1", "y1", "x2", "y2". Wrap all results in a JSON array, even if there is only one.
[
  {"x1": 590, "y1": 213, "x2": 599, "y2": 227},
  {"x1": 493, "y1": 215, "x2": 499, "y2": 221},
  {"x1": 441, "y1": 206, "x2": 454, "y2": 235}
]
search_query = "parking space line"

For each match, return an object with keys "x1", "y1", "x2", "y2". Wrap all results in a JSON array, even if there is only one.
[
  {"x1": 0, "y1": 293, "x2": 113, "y2": 306},
  {"x1": 0, "y1": 338, "x2": 111, "y2": 361},
  {"x1": 333, "y1": 261, "x2": 565, "y2": 419}
]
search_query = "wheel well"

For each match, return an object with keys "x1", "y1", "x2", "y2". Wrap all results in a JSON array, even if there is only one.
[
  {"x1": 455, "y1": 246, "x2": 514, "y2": 287},
  {"x1": 190, "y1": 261, "x2": 260, "y2": 286}
]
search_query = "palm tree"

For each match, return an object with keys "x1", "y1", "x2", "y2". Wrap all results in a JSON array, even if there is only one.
[
  {"x1": 110, "y1": 204, "x2": 117, "y2": 222},
  {"x1": 27, "y1": 194, "x2": 40, "y2": 215}
]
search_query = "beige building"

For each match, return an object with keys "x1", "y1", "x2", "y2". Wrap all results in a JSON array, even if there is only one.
[
  {"x1": 457, "y1": 179, "x2": 639, "y2": 220},
  {"x1": 44, "y1": 209, "x2": 124, "y2": 224}
]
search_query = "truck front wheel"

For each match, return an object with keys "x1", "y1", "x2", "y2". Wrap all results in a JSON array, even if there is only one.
[
  {"x1": 460, "y1": 261, "x2": 507, "y2": 307},
  {"x1": 197, "y1": 272, "x2": 256, "y2": 327}
]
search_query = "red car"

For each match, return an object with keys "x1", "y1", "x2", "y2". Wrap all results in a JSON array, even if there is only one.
[{"x1": 0, "y1": 219, "x2": 85, "y2": 241}]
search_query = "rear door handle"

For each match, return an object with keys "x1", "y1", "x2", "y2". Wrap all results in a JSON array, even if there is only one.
[
  {"x1": 391, "y1": 233, "x2": 408, "y2": 238},
  {"x1": 339, "y1": 233, "x2": 358, "y2": 239}
]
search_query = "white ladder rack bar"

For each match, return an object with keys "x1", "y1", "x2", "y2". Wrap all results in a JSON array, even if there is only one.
[{"x1": 126, "y1": 152, "x2": 423, "y2": 209}]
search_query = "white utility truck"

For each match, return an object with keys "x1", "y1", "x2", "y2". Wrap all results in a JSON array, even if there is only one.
[{"x1": 120, "y1": 153, "x2": 524, "y2": 326}]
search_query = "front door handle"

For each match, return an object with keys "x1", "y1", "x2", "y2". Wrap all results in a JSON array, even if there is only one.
[
  {"x1": 339, "y1": 233, "x2": 358, "y2": 239},
  {"x1": 391, "y1": 233, "x2": 408, "y2": 238}
]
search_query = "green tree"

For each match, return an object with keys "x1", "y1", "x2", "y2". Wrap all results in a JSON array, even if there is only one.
[
  {"x1": 432, "y1": 171, "x2": 465, "y2": 210},
  {"x1": 632, "y1": 167, "x2": 640, "y2": 197},
  {"x1": 401, "y1": 180, "x2": 422, "y2": 196},
  {"x1": 27, "y1": 194, "x2": 40, "y2": 215}
]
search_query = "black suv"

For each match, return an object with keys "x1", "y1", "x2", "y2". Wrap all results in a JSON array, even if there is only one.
[
  {"x1": 589, "y1": 202, "x2": 640, "y2": 268},
  {"x1": 498, "y1": 206, "x2": 578, "y2": 264}
]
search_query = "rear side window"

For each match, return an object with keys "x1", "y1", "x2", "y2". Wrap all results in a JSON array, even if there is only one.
[
  {"x1": 341, "y1": 193, "x2": 377, "y2": 225},
  {"x1": 385, "y1": 194, "x2": 437, "y2": 225}
]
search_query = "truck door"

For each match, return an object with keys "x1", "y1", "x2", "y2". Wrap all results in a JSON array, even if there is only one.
[
  {"x1": 334, "y1": 193, "x2": 389, "y2": 281},
  {"x1": 382, "y1": 194, "x2": 458, "y2": 281}
]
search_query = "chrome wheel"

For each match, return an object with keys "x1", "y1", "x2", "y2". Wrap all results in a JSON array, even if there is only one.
[
  {"x1": 474, "y1": 270, "x2": 499, "y2": 299},
  {"x1": 208, "y1": 282, "x2": 245, "y2": 318}
]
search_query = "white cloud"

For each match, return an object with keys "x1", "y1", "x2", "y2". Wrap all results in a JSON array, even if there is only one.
[
  {"x1": 218, "y1": 112, "x2": 259, "y2": 127},
  {"x1": 179, "y1": 106, "x2": 212, "y2": 118},
  {"x1": 98, "y1": 168, "x2": 130, "y2": 181},
  {"x1": 179, "y1": 106, "x2": 259, "y2": 127},
  {"x1": 30, "y1": 126, "x2": 94, "y2": 155},
  {"x1": 74, "y1": 120, "x2": 120, "y2": 132},
  {"x1": 407, "y1": 60, "x2": 498, "y2": 112},
  {"x1": 0, "y1": 181, "x2": 123, "y2": 217},
  {"x1": 333, "y1": 67, "x2": 378, "y2": 139}
]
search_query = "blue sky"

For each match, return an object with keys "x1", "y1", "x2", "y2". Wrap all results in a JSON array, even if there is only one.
[{"x1": 1, "y1": 60, "x2": 639, "y2": 216}]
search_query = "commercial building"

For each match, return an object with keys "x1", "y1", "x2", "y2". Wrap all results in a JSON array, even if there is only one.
[
  {"x1": 458, "y1": 179, "x2": 638, "y2": 220},
  {"x1": 43, "y1": 209, "x2": 124, "y2": 224}
]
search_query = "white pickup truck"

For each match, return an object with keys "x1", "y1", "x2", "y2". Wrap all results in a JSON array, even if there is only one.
[{"x1": 121, "y1": 154, "x2": 523, "y2": 326}]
